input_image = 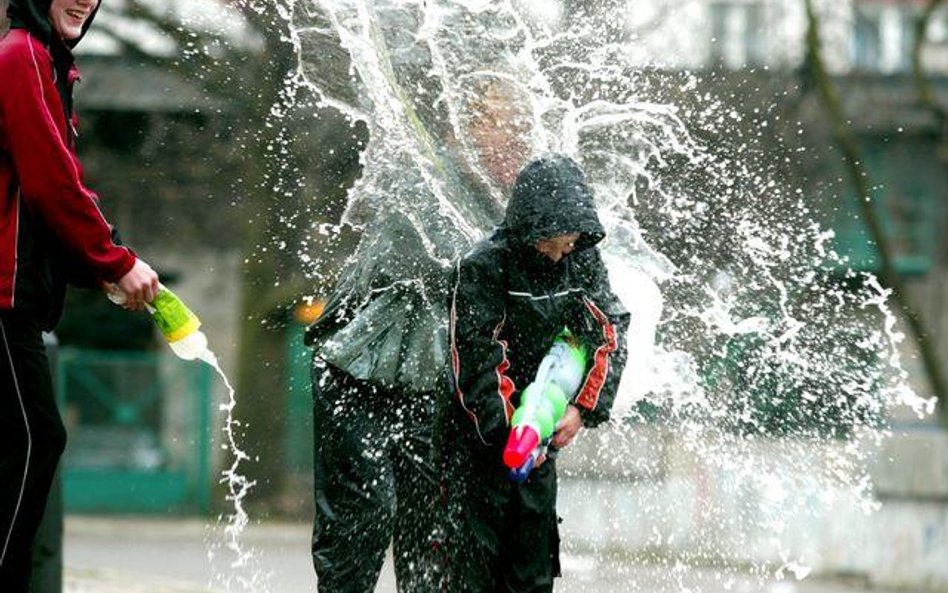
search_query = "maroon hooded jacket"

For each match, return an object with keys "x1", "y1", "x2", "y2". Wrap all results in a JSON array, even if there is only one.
[{"x1": 0, "y1": 0, "x2": 136, "y2": 328}]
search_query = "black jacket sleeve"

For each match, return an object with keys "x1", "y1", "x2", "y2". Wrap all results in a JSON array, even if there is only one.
[
  {"x1": 569, "y1": 248, "x2": 630, "y2": 428},
  {"x1": 449, "y1": 255, "x2": 515, "y2": 445}
]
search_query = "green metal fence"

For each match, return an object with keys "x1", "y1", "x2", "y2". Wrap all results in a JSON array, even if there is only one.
[
  {"x1": 284, "y1": 324, "x2": 314, "y2": 475},
  {"x1": 56, "y1": 347, "x2": 213, "y2": 514}
]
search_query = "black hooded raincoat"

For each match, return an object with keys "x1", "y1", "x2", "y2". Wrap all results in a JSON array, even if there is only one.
[{"x1": 444, "y1": 154, "x2": 629, "y2": 593}]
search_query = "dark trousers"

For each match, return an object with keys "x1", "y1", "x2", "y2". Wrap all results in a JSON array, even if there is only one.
[
  {"x1": 442, "y1": 409, "x2": 561, "y2": 593},
  {"x1": 0, "y1": 315, "x2": 66, "y2": 592},
  {"x1": 311, "y1": 361, "x2": 443, "y2": 593}
]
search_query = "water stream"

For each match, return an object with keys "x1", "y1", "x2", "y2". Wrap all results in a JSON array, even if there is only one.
[{"x1": 202, "y1": 349, "x2": 271, "y2": 593}]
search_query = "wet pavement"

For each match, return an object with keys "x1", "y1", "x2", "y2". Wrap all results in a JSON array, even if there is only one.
[{"x1": 63, "y1": 516, "x2": 894, "y2": 593}]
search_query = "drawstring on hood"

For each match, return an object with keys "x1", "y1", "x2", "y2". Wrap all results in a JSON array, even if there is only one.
[{"x1": 505, "y1": 154, "x2": 605, "y2": 253}]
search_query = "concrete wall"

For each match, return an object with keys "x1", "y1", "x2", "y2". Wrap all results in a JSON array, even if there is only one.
[{"x1": 558, "y1": 425, "x2": 948, "y2": 591}]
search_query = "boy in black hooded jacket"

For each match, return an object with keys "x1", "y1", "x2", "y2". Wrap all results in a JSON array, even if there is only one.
[{"x1": 445, "y1": 154, "x2": 629, "y2": 593}]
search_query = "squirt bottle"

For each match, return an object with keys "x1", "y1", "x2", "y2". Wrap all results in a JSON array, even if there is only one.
[{"x1": 107, "y1": 284, "x2": 209, "y2": 361}]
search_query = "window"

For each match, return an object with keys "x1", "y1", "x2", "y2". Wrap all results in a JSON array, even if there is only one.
[
  {"x1": 709, "y1": 1, "x2": 767, "y2": 68},
  {"x1": 851, "y1": 2, "x2": 917, "y2": 73}
]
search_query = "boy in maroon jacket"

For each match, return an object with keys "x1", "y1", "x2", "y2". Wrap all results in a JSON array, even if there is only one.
[{"x1": 0, "y1": 0, "x2": 159, "y2": 588}]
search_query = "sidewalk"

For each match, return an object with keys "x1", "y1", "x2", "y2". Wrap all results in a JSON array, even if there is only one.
[
  {"x1": 63, "y1": 516, "x2": 889, "y2": 593},
  {"x1": 66, "y1": 569, "x2": 210, "y2": 593}
]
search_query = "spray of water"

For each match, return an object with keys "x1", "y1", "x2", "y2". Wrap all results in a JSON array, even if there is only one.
[
  {"x1": 263, "y1": 0, "x2": 933, "y2": 588},
  {"x1": 200, "y1": 347, "x2": 272, "y2": 593}
]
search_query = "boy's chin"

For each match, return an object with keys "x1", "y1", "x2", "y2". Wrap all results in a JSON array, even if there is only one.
[{"x1": 532, "y1": 252, "x2": 566, "y2": 267}]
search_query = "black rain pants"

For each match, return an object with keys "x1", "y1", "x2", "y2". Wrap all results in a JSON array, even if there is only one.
[
  {"x1": 0, "y1": 314, "x2": 66, "y2": 592},
  {"x1": 441, "y1": 407, "x2": 561, "y2": 593},
  {"x1": 311, "y1": 360, "x2": 443, "y2": 593}
]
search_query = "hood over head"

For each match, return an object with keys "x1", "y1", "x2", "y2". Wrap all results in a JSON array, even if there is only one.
[
  {"x1": 8, "y1": 0, "x2": 101, "y2": 132},
  {"x1": 505, "y1": 154, "x2": 605, "y2": 251},
  {"x1": 8, "y1": 0, "x2": 101, "y2": 48}
]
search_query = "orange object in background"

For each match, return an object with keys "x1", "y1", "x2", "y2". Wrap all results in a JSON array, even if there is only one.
[{"x1": 294, "y1": 298, "x2": 326, "y2": 325}]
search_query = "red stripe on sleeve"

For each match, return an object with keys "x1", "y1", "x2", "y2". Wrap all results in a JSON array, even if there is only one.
[
  {"x1": 491, "y1": 320, "x2": 516, "y2": 423},
  {"x1": 575, "y1": 297, "x2": 618, "y2": 411}
]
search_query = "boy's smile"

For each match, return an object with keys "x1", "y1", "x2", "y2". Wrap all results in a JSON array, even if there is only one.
[{"x1": 48, "y1": 0, "x2": 99, "y2": 41}]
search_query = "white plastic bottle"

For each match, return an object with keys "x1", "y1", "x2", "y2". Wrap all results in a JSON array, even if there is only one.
[{"x1": 107, "y1": 283, "x2": 210, "y2": 361}]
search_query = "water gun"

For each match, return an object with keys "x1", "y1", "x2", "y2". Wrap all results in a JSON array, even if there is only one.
[{"x1": 502, "y1": 330, "x2": 587, "y2": 483}]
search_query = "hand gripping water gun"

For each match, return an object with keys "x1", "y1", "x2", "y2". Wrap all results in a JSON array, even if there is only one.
[{"x1": 502, "y1": 330, "x2": 587, "y2": 483}]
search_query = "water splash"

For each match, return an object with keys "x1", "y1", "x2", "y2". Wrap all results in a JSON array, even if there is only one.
[
  {"x1": 198, "y1": 347, "x2": 270, "y2": 593},
  {"x1": 271, "y1": 0, "x2": 932, "y2": 587}
]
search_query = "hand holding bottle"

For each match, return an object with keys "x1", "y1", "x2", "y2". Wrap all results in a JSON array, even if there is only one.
[
  {"x1": 105, "y1": 281, "x2": 209, "y2": 361},
  {"x1": 115, "y1": 258, "x2": 159, "y2": 310}
]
